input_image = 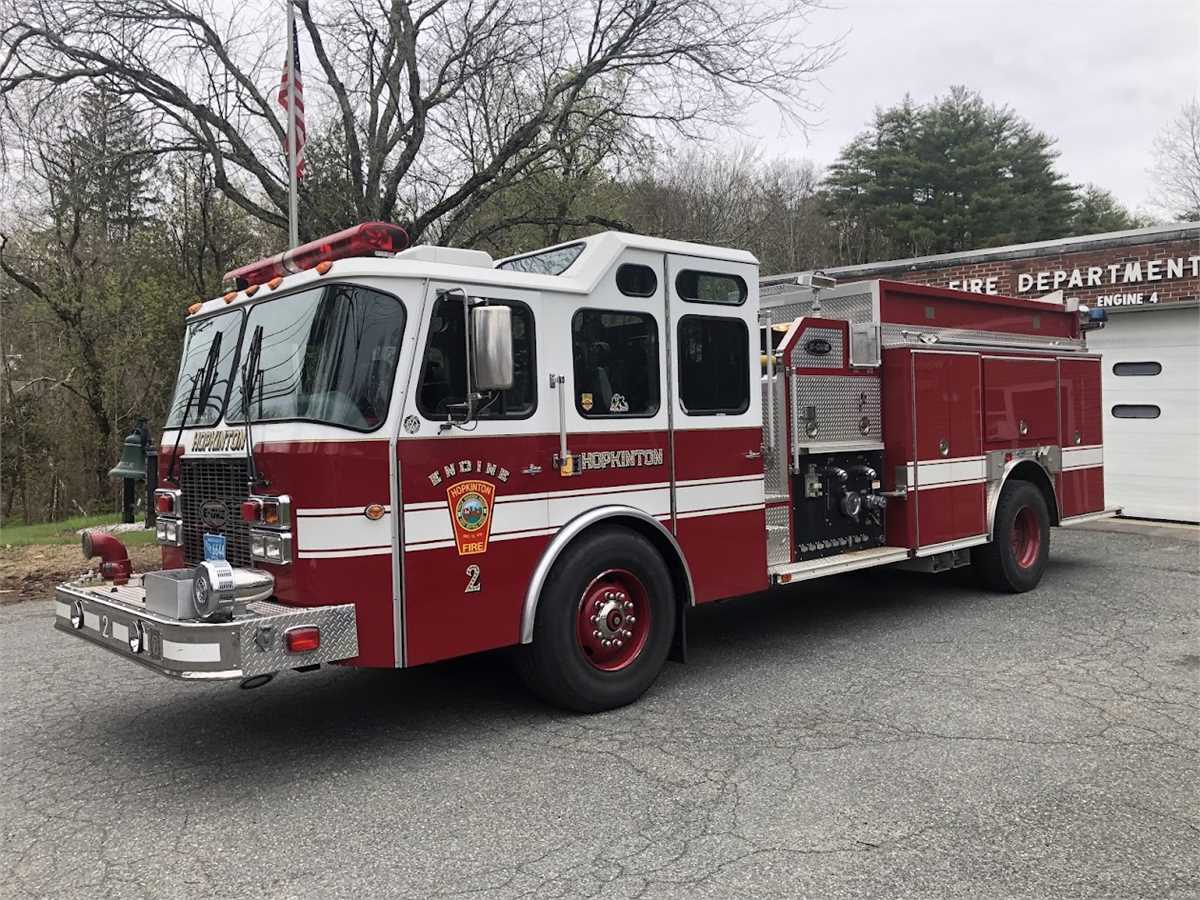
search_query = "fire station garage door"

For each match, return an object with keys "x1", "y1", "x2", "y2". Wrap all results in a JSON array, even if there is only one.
[{"x1": 1087, "y1": 304, "x2": 1200, "y2": 522}]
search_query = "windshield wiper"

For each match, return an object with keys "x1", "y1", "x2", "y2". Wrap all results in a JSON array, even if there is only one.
[
  {"x1": 165, "y1": 333, "x2": 223, "y2": 485},
  {"x1": 240, "y1": 323, "x2": 268, "y2": 490}
]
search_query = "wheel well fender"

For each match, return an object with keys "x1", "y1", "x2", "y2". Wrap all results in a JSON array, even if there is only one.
[
  {"x1": 988, "y1": 458, "x2": 1059, "y2": 538},
  {"x1": 520, "y1": 505, "x2": 695, "y2": 644}
]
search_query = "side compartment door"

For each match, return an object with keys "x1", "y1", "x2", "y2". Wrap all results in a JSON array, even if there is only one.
[
  {"x1": 666, "y1": 253, "x2": 767, "y2": 601},
  {"x1": 1058, "y1": 357, "x2": 1104, "y2": 517},
  {"x1": 398, "y1": 283, "x2": 555, "y2": 666},
  {"x1": 913, "y1": 350, "x2": 985, "y2": 548}
]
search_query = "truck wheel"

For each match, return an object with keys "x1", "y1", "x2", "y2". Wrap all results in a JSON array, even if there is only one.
[
  {"x1": 973, "y1": 480, "x2": 1050, "y2": 593},
  {"x1": 517, "y1": 527, "x2": 676, "y2": 713}
]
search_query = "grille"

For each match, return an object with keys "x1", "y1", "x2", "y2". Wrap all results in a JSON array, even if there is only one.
[{"x1": 179, "y1": 458, "x2": 252, "y2": 567}]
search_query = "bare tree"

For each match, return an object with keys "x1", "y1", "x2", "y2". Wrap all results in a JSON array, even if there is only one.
[
  {"x1": 1, "y1": 0, "x2": 839, "y2": 243},
  {"x1": 1149, "y1": 98, "x2": 1200, "y2": 222}
]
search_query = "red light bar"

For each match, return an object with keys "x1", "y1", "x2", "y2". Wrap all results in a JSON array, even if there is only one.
[{"x1": 223, "y1": 222, "x2": 410, "y2": 290}]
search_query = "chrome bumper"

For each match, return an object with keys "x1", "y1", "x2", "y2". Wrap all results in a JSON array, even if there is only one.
[{"x1": 53, "y1": 577, "x2": 358, "y2": 680}]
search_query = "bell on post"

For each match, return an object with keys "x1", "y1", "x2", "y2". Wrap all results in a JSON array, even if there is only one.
[{"x1": 108, "y1": 431, "x2": 148, "y2": 481}]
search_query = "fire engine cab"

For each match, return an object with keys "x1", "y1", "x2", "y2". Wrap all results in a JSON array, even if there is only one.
[{"x1": 54, "y1": 223, "x2": 1115, "y2": 711}]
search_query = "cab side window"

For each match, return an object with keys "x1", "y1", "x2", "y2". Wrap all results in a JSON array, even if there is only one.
[
  {"x1": 572, "y1": 309, "x2": 660, "y2": 417},
  {"x1": 678, "y1": 316, "x2": 749, "y2": 415},
  {"x1": 418, "y1": 296, "x2": 536, "y2": 419}
]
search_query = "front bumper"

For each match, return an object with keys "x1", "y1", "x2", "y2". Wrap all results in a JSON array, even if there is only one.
[{"x1": 53, "y1": 576, "x2": 358, "y2": 680}]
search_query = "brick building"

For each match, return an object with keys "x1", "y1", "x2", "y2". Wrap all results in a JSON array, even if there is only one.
[{"x1": 802, "y1": 223, "x2": 1200, "y2": 521}]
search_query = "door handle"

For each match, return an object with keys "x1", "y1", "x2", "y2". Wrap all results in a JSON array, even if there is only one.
[
  {"x1": 522, "y1": 464, "x2": 543, "y2": 475},
  {"x1": 744, "y1": 449, "x2": 763, "y2": 460}
]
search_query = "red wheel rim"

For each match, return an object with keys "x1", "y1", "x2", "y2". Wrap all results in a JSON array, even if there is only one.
[
  {"x1": 575, "y1": 568, "x2": 651, "y2": 672},
  {"x1": 1010, "y1": 506, "x2": 1041, "y2": 569}
]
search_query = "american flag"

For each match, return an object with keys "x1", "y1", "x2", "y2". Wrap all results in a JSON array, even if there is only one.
[{"x1": 277, "y1": 19, "x2": 306, "y2": 179}]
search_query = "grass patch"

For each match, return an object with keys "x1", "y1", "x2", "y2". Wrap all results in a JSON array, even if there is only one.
[{"x1": 0, "y1": 514, "x2": 158, "y2": 548}]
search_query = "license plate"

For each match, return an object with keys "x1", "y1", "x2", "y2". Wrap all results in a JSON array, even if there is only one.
[{"x1": 203, "y1": 533, "x2": 226, "y2": 561}]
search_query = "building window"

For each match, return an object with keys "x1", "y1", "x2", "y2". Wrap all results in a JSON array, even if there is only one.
[
  {"x1": 418, "y1": 296, "x2": 536, "y2": 419},
  {"x1": 572, "y1": 309, "x2": 660, "y2": 417},
  {"x1": 1113, "y1": 361, "x2": 1162, "y2": 376},
  {"x1": 678, "y1": 316, "x2": 749, "y2": 415},
  {"x1": 675, "y1": 270, "x2": 748, "y2": 305},
  {"x1": 1112, "y1": 404, "x2": 1161, "y2": 419},
  {"x1": 616, "y1": 263, "x2": 657, "y2": 297}
]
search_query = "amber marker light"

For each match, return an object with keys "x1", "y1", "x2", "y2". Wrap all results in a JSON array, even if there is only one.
[
  {"x1": 267, "y1": 276, "x2": 283, "y2": 289},
  {"x1": 315, "y1": 260, "x2": 334, "y2": 275},
  {"x1": 187, "y1": 302, "x2": 202, "y2": 315},
  {"x1": 223, "y1": 291, "x2": 237, "y2": 303},
  {"x1": 244, "y1": 284, "x2": 260, "y2": 297},
  {"x1": 364, "y1": 503, "x2": 386, "y2": 521}
]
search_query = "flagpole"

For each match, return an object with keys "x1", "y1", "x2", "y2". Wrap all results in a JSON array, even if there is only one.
[{"x1": 285, "y1": 0, "x2": 299, "y2": 249}]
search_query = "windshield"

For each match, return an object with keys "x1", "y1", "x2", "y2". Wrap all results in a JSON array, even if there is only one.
[
  {"x1": 228, "y1": 284, "x2": 406, "y2": 432},
  {"x1": 165, "y1": 310, "x2": 245, "y2": 428}
]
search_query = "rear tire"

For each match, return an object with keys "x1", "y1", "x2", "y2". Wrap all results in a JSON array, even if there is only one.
[
  {"x1": 973, "y1": 480, "x2": 1050, "y2": 592},
  {"x1": 516, "y1": 527, "x2": 675, "y2": 713}
]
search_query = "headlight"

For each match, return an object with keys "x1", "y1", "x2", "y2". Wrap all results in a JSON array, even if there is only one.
[
  {"x1": 155, "y1": 517, "x2": 182, "y2": 546},
  {"x1": 249, "y1": 529, "x2": 292, "y2": 565}
]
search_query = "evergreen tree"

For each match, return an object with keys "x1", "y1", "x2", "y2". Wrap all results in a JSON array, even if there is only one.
[
  {"x1": 1069, "y1": 184, "x2": 1142, "y2": 234},
  {"x1": 824, "y1": 87, "x2": 1078, "y2": 263}
]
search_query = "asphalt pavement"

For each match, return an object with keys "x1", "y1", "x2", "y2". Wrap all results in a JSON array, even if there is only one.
[{"x1": 1, "y1": 523, "x2": 1197, "y2": 899}]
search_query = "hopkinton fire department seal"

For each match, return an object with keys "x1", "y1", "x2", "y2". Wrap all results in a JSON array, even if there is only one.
[{"x1": 446, "y1": 479, "x2": 496, "y2": 555}]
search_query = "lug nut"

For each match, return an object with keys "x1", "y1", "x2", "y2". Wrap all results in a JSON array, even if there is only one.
[
  {"x1": 626, "y1": 616, "x2": 636, "y2": 624},
  {"x1": 591, "y1": 614, "x2": 600, "y2": 625},
  {"x1": 603, "y1": 639, "x2": 613, "y2": 648},
  {"x1": 593, "y1": 630, "x2": 602, "y2": 639},
  {"x1": 623, "y1": 601, "x2": 633, "y2": 611},
  {"x1": 623, "y1": 629, "x2": 632, "y2": 639},
  {"x1": 614, "y1": 640, "x2": 624, "y2": 648},
  {"x1": 594, "y1": 599, "x2": 603, "y2": 611}
]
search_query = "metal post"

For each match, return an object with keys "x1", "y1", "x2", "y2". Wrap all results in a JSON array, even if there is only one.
[
  {"x1": 144, "y1": 448, "x2": 158, "y2": 528},
  {"x1": 285, "y1": 0, "x2": 300, "y2": 249},
  {"x1": 121, "y1": 478, "x2": 135, "y2": 525}
]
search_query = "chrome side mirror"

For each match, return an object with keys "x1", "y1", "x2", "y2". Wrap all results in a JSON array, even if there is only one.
[{"x1": 471, "y1": 304, "x2": 514, "y2": 392}]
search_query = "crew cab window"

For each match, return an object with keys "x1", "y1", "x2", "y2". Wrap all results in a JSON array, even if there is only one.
[
  {"x1": 678, "y1": 316, "x2": 750, "y2": 415},
  {"x1": 227, "y1": 284, "x2": 405, "y2": 432},
  {"x1": 572, "y1": 309, "x2": 660, "y2": 417},
  {"x1": 418, "y1": 296, "x2": 536, "y2": 419},
  {"x1": 676, "y1": 270, "x2": 747, "y2": 305},
  {"x1": 497, "y1": 243, "x2": 584, "y2": 275}
]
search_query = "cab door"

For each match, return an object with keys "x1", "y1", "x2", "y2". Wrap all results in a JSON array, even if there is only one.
[
  {"x1": 665, "y1": 253, "x2": 767, "y2": 601},
  {"x1": 543, "y1": 248, "x2": 673, "y2": 535},
  {"x1": 397, "y1": 282, "x2": 555, "y2": 666}
]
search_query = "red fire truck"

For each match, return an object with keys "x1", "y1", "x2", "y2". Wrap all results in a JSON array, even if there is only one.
[{"x1": 54, "y1": 223, "x2": 1115, "y2": 711}]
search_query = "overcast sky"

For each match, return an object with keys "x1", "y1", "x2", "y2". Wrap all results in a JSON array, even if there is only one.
[{"x1": 750, "y1": 0, "x2": 1200, "y2": 215}]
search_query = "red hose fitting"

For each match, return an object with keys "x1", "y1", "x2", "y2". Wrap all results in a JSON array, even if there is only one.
[{"x1": 81, "y1": 530, "x2": 132, "y2": 585}]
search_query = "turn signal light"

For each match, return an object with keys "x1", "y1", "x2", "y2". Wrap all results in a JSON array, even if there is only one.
[
  {"x1": 286, "y1": 627, "x2": 320, "y2": 653},
  {"x1": 155, "y1": 492, "x2": 175, "y2": 514},
  {"x1": 187, "y1": 302, "x2": 202, "y2": 315},
  {"x1": 267, "y1": 276, "x2": 283, "y2": 289},
  {"x1": 261, "y1": 500, "x2": 281, "y2": 526}
]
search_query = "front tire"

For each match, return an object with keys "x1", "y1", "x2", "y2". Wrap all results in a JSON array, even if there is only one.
[
  {"x1": 973, "y1": 480, "x2": 1050, "y2": 592},
  {"x1": 517, "y1": 527, "x2": 676, "y2": 713}
]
